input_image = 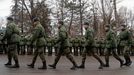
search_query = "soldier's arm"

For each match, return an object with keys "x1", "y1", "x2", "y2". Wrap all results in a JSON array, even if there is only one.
[
  {"x1": 30, "y1": 27, "x2": 40, "y2": 44},
  {"x1": 1, "y1": 25, "x2": 13, "y2": 41}
]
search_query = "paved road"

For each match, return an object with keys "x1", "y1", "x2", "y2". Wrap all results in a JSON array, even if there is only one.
[{"x1": 0, "y1": 55, "x2": 134, "y2": 75}]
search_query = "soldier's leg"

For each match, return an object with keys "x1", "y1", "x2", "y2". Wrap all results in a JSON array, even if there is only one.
[
  {"x1": 74, "y1": 47, "x2": 76, "y2": 56},
  {"x1": 44, "y1": 46, "x2": 46, "y2": 55},
  {"x1": 27, "y1": 49, "x2": 38, "y2": 68},
  {"x1": 123, "y1": 46, "x2": 132, "y2": 66},
  {"x1": 54, "y1": 47, "x2": 58, "y2": 56},
  {"x1": 91, "y1": 48, "x2": 104, "y2": 69},
  {"x1": 38, "y1": 47, "x2": 47, "y2": 69},
  {"x1": 78, "y1": 47, "x2": 87, "y2": 68},
  {"x1": 49, "y1": 49, "x2": 62, "y2": 69},
  {"x1": 104, "y1": 48, "x2": 110, "y2": 67},
  {"x1": 76, "y1": 47, "x2": 79, "y2": 56},
  {"x1": 112, "y1": 48, "x2": 124, "y2": 67},
  {"x1": 9, "y1": 44, "x2": 19, "y2": 68},
  {"x1": 69, "y1": 47, "x2": 72, "y2": 53},
  {"x1": 48, "y1": 46, "x2": 51, "y2": 56},
  {"x1": 65, "y1": 48, "x2": 78, "y2": 70},
  {"x1": 21, "y1": 45, "x2": 25, "y2": 55},
  {"x1": 5, "y1": 50, "x2": 12, "y2": 65}
]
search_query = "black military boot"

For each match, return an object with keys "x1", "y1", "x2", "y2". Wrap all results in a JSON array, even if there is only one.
[
  {"x1": 98, "y1": 64, "x2": 103, "y2": 69},
  {"x1": 5, "y1": 57, "x2": 12, "y2": 66},
  {"x1": 70, "y1": 61, "x2": 78, "y2": 70},
  {"x1": 5, "y1": 62, "x2": 12, "y2": 66},
  {"x1": 27, "y1": 64, "x2": 34, "y2": 68},
  {"x1": 104, "y1": 58, "x2": 110, "y2": 67},
  {"x1": 38, "y1": 61, "x2": 47, "y2": 70},
  {"x1": 10, "y1": 60, "x2": 19, "y2": 68},
  {"x1": 120, "y1": 60, "x2": 124, "y2": 67},
  {"x1": 78, "y1": 60, "x2": 85, "y2": 69},
  {"x1": 48, "y1": 64, "x2": 56, "y2": 69},
  {"x1": 123, "y1": 57, "x2": 132, "y2": 66},
  {"x1": 27, "y1": 59, "x2": 36, "y2": 68}
]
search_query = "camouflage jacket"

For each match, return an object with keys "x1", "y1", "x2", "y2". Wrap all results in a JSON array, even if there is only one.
[
  {"x1": 2, "y1": 22, "x2": 20, "y2": 44},
  {"x1": 30, "y1": 23, "x2": 46, "y2": 47},
  {"x1": 105, "y1": 30, "x2": 117, "y2": 48}
]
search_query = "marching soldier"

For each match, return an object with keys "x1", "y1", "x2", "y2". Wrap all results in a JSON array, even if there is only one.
[
  {"x1": 100, "y1": 37, "x2": 105, "y2": 56},
  {"x1": 94, "y1": 37, "x2": 100, "y2": 55},
  {"x1": 49, "y1": 21, "x2": 78, "y2": 70},
  {"x1": 46, "y1": 37, "x2": 53, "y2": 56},
  {"x1": 104, "y1": 25, "x2": 124, "y2": 67},
  {"x1": 53, "y1": 37, "x2": 59, "y2": 56},
  {"x1": 79, "y1": 37, "x2": 85, "y2": 55},
  {"x1": 19, "y1": 35, "x2": 26, "y2": 55},
  {"x1": 2, "y1": 17, "x2": 20, "y2": 68},
  {"x1": 118, "y1": 24, "x2": 132, "y2": 66},
  {"x1": 27, "y1": 18, "x2": 47, "y2": 69},
  {"x1": 78, "y1": 22, "x2": 104, "y2": 69}
]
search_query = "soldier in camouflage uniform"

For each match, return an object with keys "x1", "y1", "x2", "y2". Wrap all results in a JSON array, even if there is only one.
[
  {"x1": 19, "y1": 35, "x2": 26, "y2": 55},
  {"x1": 27, "y1": 18, "x2": 47, "y2": 69},
  {"x1": 46, "y1": 37, "x2": 53, "y2": 56},
  {"x1": 73, "y1": 37, "x2": 79, "y2": 56},
  {"x1": 118, "y1": 24, "x2": 132, "y2": 66},
  {"x1": 104, "y1": 25, "x2": 124, "y2": 67},
  {"x1": 94, "y1": 37, "x2": 100, "y2": 55},
  {"x1": 79, "y1": 37, "x2": 85, "y2": 55},
  {"x1": 99, "y1": 37, "x2": 105, "y2": 56},
  {"x1": 0, "y1": 33, "x2": 4, "y2": 54},
  {"x1": 1, "y1": 17, "x2": 20, "y2": 68},
  {"x1": 26, "y1": 35, "x2": 33, "y2": 55},
  {"x1": 78, "y1": 22, "x2": 104, "y2": 69},
  {"x1": 53, "y1": 37, "x2": 59, "y2": 56},
  {"x1": 69, "y1": 37, "x2": 73, "y2": 53},
  {"x1": 49, "y1": 21, "x2": 78, "y2": 70}
]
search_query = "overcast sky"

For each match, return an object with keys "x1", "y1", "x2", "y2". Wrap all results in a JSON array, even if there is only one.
[{"x1": 0, "y1": 0, "x2": 134, "y2": 18}]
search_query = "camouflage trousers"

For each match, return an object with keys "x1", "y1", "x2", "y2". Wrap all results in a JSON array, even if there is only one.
[
  {"x1": 52, "y1": 46, "x2": 77, "y2": 66},
  {"x1": 120, "y1": 46, "x2": 132, "y2": 63},
  {"x1": 7, "y1": 44, "x2": 19, "y2": 64},
  {"x1": 31, "y1": 46, "x2": 46, "y2": 63},
  {"x1": 104, "y1": 48, "x2": 123, "y2": 65},
  {"x1": 80, "y1": 46, "x2": 104, "y2": 66}
]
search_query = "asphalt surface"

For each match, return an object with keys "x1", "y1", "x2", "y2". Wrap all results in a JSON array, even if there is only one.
[{"x1": 0, "y1": 55, "x2": 134, "y2": 75}]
